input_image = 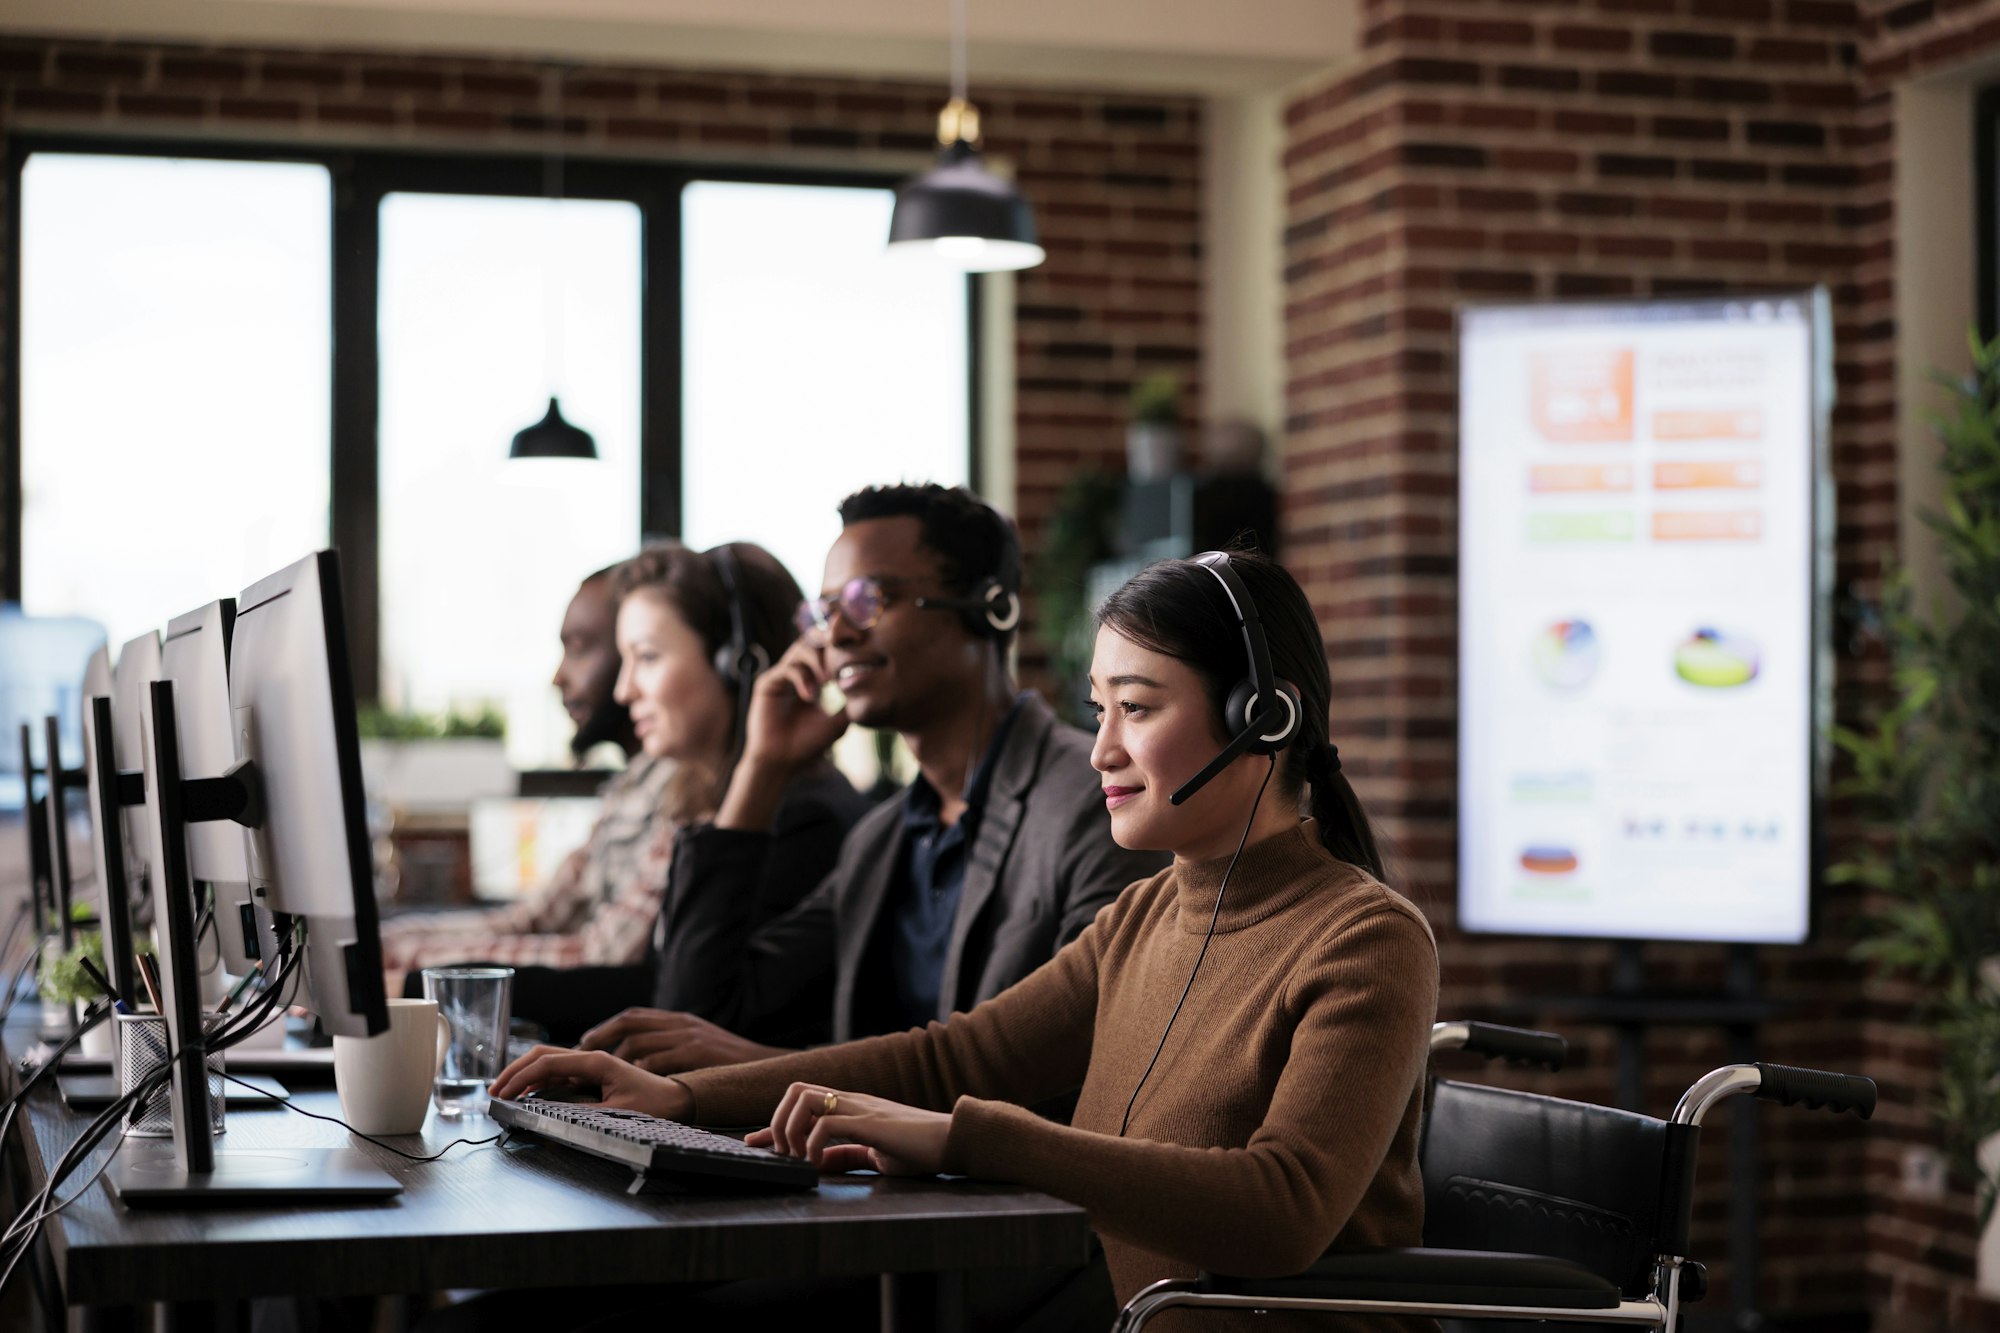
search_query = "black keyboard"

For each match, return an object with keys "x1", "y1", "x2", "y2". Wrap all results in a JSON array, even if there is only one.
[{"x1": 490, "y1": 1098, "x2": 819, "y2": 1194}]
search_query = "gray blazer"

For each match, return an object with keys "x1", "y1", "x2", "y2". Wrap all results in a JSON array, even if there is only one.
[{"x1": 654, "y1": 693, "x2": 1166, "y2": 1044}]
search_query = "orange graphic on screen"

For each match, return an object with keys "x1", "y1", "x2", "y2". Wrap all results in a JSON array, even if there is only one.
[
  {"x1": 1654, "y1": 461, "x2": 1763, "y2": 491},
  {"x1": 1530, "y1": 347, "x2": 1634, "y2": 443},
  {"x1": 1654, "y1": 409, "x2": 1762, "y2": 441},
  {"x1": 1652, "y1": 510, "x2": 1762, "y2": 542},
  {"x1": 1530, "y1": 463, "x2": 1634, "y2": 493}
]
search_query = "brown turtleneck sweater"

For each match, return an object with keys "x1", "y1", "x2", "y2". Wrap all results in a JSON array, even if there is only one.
[{"x1": 675, "y1": 820, "x2": 1439, "y2": 1330}]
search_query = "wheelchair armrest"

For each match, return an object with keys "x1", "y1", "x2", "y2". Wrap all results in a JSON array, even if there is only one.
[{"x1": 1198, "y1": 1247, "x2": 1620, "y2": 1309}]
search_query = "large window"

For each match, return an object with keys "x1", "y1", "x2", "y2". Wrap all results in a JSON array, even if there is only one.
[
  {"x1": 377, "y1": 192, "x2": 643, "y2": 764},
  {"x1": 18, "y1": 153, "x2": 331, "y2": 651},
  {"x1": 681, "y1": 182, "x2": 969, "y2": 594},
  {"x1": 9, "y1": 143, "x2": 975, "y2": 769}
]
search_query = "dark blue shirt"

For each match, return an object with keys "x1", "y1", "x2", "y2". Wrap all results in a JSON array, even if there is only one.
[{"x1": 878, "y1": 696, "x2": 1026, "y2": 1033}]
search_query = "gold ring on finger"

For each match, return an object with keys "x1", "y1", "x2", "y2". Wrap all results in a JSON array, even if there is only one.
[{"x1": 821, "y1": 1092, "x2": 840, "y2": 1116}]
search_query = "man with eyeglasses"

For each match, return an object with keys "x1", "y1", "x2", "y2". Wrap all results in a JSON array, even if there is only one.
[{"x1": 576, "y1": 482, "x2": 1164, "y2": 1072}]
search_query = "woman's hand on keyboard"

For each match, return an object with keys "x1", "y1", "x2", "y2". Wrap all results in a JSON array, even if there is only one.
[
  {"x1": 747, "y1": 1083, "x2": 949, "y2": 1177},
  {"x1": 488, "y1": 1044, "x2": 694, "y2": 1122}
]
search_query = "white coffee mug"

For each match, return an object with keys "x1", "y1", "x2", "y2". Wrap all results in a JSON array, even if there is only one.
[{"x1": 332, "y1": 997, "x2": 450, "y2": 1136}]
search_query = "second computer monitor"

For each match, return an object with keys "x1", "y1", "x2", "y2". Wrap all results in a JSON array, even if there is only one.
[
  {"x1": 160, "y1": 599, "x2": 274, "y2": 978},
  {"x1": 112, "y1": 631, "x2": 162, "y2": 883},
  {"x1": 229, "y1": 551, "x2": 386, "y2": 1038}
]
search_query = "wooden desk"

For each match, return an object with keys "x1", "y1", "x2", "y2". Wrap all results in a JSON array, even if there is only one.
[{"x1": 10, "y1": 1070, "x2": 1090, "y2": 1328}]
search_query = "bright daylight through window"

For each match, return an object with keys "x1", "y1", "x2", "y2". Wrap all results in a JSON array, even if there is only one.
[{"x1": 20, "y1": 154, "x2": 331, "y2": 651}]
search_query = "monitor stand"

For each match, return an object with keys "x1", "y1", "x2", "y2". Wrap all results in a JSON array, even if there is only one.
[{"x1": 105, "y1": 1141, "x2": 401, "y2": 1204}]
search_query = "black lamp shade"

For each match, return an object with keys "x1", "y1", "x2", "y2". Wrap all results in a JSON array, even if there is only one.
[
  {"x1": 888, "y1": 140, "x2": 1045, "y2": 272},
  {"x1": 508, "y1": 396, "x2": 597, "y2": 461}
]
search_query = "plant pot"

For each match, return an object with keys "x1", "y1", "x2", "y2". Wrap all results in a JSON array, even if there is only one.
[
  {"x1": 1126, "y1": 422, "x2": 1183, "y2": 483},
  {"x1": 359, "y1": 738, "x2": 514, "y2": 816},
  {"x1": 76, "y1": 1001, "x2": 114, "y2": 1058}
]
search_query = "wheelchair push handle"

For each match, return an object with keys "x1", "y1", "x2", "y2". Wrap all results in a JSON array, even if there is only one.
[
  {"x1": 1752, "y1": 1063, "x2": 1876, "y2": 1119},
  {"x1": 1431, "y1": 1021, "x2": 1567, "y2": 1072}
]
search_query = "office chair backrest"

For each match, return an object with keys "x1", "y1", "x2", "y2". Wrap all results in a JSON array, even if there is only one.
[{"x1": 1420, "y1": 1079, "x2": 1677, "y2": 1298}]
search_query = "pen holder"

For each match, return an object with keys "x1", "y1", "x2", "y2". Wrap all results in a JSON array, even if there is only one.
[{"x1": 115, "y1": 1014, "x2": 225, "y2": 1139}]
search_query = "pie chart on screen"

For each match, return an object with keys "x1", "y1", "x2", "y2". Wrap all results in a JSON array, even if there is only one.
[
  {"x1": 1674, "y1": 627, "x2": 1760, "y2": 688},
  {"x1": 1532, "y1": 619, "x2": 1599, "y2": 691}
]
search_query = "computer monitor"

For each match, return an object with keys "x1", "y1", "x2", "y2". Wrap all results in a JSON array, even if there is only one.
[
  {"x1": 80, "y1": 674, "x2": 142, "y2": 1015},
  {"x1": 109, "y1": 550, "x2": 397, "y2": 1203},
  {"x1": 112, "y1": 632, "x2": 162, "y2": 890},
  {"x1": 229, "y1": 551, "x2": 386, "y2": 1041},
  {"x1": 159, "y1": 600, "x2": 275, "y2": 978}
]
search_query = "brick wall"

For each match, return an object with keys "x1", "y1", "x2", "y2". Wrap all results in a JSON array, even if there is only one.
[
  {"x1": 1280, "y1": 0, "x2": 2000, "y2": 1326},
  {"x1": 0, "y1": 34, "x2": 1205, "y2": 664}
]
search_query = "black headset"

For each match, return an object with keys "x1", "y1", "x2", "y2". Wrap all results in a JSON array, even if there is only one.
[
  {"x1": 709, "y1": 545, "x2": 770, "y2": 744},
  {"x1": 1168, "y1": 551, "x2": 1302, "y2": 806},
  {"x1": 913, "y1": 577, "x2": 1022, "y2": 638}
]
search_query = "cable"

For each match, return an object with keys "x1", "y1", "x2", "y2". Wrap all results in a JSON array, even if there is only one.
[
  {"x1": 217, "y1": 1072, "x2": 500, "y2": 1162},
  {"x1": 1118, "y1": 756, "x2": 1276, "y2": 1138}
]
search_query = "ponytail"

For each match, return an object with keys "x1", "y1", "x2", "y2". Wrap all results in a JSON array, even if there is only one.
[{"x1": 1304, "y1": 742, "x2": 1385, "y2": 882}]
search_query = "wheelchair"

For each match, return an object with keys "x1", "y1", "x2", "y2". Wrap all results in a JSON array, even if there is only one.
[{"x1": 1113, "y1": 1021, "x2": 1874, "y2": 1331}]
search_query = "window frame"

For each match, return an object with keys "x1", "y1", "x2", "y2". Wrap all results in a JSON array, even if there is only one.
[{"x1": 4, "y1": 134, "x2": 980, "y2": 700}]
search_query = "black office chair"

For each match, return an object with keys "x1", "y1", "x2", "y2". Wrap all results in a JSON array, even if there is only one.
[{"x1": 1112, "y1": 1057, "x2": 1875, "y2": 1331}]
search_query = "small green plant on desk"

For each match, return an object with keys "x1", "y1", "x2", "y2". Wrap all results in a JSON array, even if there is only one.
[{"x1": 1833, "y1": 331, "x2": 2000, "y2": 1226}]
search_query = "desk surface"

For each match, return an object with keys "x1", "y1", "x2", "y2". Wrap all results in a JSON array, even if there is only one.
[{"x1": 13, "y1": 1067, "x2": 1090, "y2": 1309}]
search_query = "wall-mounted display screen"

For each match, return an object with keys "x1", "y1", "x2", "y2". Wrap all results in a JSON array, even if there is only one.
[{"x1": 1457, "y1": 294, "x2": 1830, "y2": 944}]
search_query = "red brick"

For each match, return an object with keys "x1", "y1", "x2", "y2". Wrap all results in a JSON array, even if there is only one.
[
  {"x1": 317, "y1": 103, "x2": 397, "y2": 127},
  {"x1": 697, "y1": 123, "x2": 772, "y2": 147},
  {"x1": 260, "y1": 60, "x2": 347, "y2": 89},
  {"x1": 1554, "y1": 24, "x2": 1635, "y2": 52},
  {"x1": 52, "y1": 49, "x2": 146, "y2": 80},
  {"x1": 158, "y1": 55, "x2": 248, "y2": 85},
  {"x1": 217, "y1": 96, "x2": 303, "y2": 122},
  {"x1": 12, "y1": 87, "x2": 104, "y2": 113},
  {"x1": 117, "y1": 92, "x2": 205, "y2": 118},
  {"x1": 1691, "y1": 237, "x2": 1771, "y2": 262},
  {"x1": 1555, "y1": 109, "x2": 1639, "y2": 135},
  {"x1": 361, "y1": 66, "x2": 447, "y2": 94},
  {"x1": 1497, "y1": 147, "x2": 1582, "y2": 173}
]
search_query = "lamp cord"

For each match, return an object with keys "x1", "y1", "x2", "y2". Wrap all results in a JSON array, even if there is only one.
[{"x1": 950, "y1": 0, "x2": 967, "y2": 104}]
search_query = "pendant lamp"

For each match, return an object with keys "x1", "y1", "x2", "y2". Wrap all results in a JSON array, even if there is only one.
[
  {"x1": 887, "y1": 0, "x2": 1045, "y2": 273},
  {"x1": 508, "y1": 64, "x2": 597, "y2": 463}
]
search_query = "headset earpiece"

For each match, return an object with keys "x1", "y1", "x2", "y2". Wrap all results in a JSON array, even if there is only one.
[
  {"x1": 1223, "y1": 677, "x2": 1301, "y2": 753},
  {"x1": 913, "y1": 577, "x2": 1021, "y2": 638},
  {"x1": 712, "y1": 641, "x2": 769, "y2": 688}
]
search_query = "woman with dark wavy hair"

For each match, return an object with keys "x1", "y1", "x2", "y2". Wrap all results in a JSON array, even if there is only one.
[{"x1": 497, "y1": 549, "x2": 1438, "y2": 1332}]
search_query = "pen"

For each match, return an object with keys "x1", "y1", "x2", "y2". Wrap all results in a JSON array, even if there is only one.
[
  {"x1": 215, "y1": 960, "x2": 266, "y2": 1017},
  {"x1": 135, "y1": 954, "x2": 164, "y2": 1013},
  {"x1": 77, "y1": 956, "x2": 123, "y2": 1010}
]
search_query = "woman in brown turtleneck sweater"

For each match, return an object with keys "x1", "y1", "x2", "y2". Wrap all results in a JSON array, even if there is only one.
[{"x1": 494, "y1": 551, "x2": 1439, "y2": 1331}]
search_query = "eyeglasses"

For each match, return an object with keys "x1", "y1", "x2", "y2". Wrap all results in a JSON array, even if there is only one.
[{"x1": 795, "y1": 576, "x2": 906, "y2": 637}]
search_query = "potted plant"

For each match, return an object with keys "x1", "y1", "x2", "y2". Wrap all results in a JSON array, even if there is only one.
[
  {"x1": 37, "y1": 922, "x2": 150, "y2": 1057},
  {"x1": 1029, "y1": 470, "x2": 1123, "y2": 723},
  {"x1": 1127, "y1": 372, "x2": 1183, "y2": 482},
  {"x1": 357, "y1": 703, "x2": 512, "y2": 817},
  {"x1": 1832, "y1": 331, "x2": 2000, "y2": 1285}
]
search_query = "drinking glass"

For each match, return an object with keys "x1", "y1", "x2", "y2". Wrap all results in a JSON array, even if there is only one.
[{"x1": 420, "y1": 966, "x2": 513, "y2": 1118}]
